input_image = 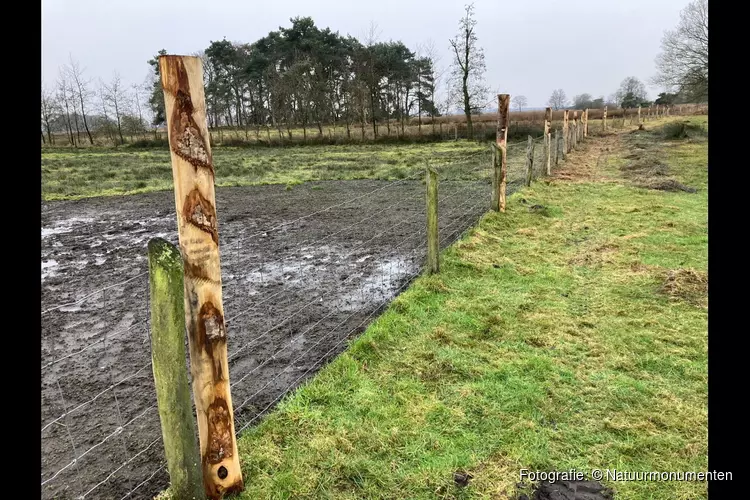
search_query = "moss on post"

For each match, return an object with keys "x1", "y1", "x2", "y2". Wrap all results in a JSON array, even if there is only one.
[{"x1": 148, "y1": 237, "x2": 205, "y2": 500}]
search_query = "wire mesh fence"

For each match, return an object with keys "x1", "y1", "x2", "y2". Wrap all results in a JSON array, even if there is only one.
[{"x1": 41, "y1": 134, "x2": 564, "y2": 499}]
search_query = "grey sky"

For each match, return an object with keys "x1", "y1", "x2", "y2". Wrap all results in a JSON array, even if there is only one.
[{"x1": 42, "y1": 0, "x2": 689, "y2": 111}]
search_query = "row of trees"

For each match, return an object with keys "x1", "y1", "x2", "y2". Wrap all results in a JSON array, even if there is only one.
[
  {"x1": 41, "y1": 56, "x2": 151, "y2": 146},
  {"x1": 545, "y1": 74, "x2": 690, "y2": 113},
  {"x1": 43, "y1": 4, "x2": 493, "y2": 145},
  {"x1": 145, "y1": 17, "x2": 444, "y2": 142}
]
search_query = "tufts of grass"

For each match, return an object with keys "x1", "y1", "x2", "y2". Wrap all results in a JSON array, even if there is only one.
[{"x1": 195, "y1": 120, "x2": 707, "y2": 500}]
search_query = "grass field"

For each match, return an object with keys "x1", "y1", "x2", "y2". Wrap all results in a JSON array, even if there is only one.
[
  {"x1": 173, "y1": 117, "x2": 708, "y2": 499},
  {"x1": 41, "y1": 141, "x2": 488, "y2": 201}
]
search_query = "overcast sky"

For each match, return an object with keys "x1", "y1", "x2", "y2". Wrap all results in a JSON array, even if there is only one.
[{"x1": 42, "y1": 0, "x2": 689, "y2": 110}]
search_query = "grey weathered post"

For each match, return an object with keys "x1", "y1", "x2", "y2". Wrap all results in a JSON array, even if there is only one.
[
  {"x1": 562, "y1": 110, "x2": 569, "y2": 158},
  {"x1": 543, "y1": 107, "x2": 551, "y2": 175},
  {"x1": 426, "y1": 166, "x2": 439, "y2": 274},
  {"x1": 572, "y1": 111, "x2": 578, "y2": 149},
  {"x1": 491, "y1": 144, "x2": 500, "y2": 211},
  {"x1": 524, "y1": 135, "x2": 535, "y2": 187},
  {"x1": 148, "y1": 238, "x2": 206, "y2": 500},
  {"x1": 638, "y1": 105, "x2": 641, "y2": 124},
  {"x1": 554, "y1": 128, "x2": 560, "y2": 167},
  {"x1": 603, "y1": 105, "x2": 608, "y2": 131}
]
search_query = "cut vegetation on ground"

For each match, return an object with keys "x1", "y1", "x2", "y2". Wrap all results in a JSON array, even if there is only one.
[{"x1": 185, "y1": 117, "x2": 707, "y2": 499}]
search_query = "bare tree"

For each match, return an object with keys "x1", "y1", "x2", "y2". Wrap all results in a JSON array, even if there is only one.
[
  {"x1": 615, "y1": 77, "x2": 648, "y2": 108},
  {"x1": 131, "y1": 83, "x2": 147, "y2": 138},
  {"x1": 64, "y1": 56, "x2": 95, "y2": 144},
  {"x1": 548, "y1": 89, "x2": 568, "y2": 110},
  {"x1": 41, "y1": 85, "x2": 58, "y2": 145},
  {"x1": 103, "y1": 72, "x2": 129, "y2": 145},
  {"x1": 573, "y1": 93, "x2": 593, "y2": 109},
  {"x1": 511, "y1": 95, "x2": 528, "y2": 112},
  {"x1": 419, "y1": 39, "x2": 444, "y2": 135},
  {"x1": 98, "y1": 84, "x2": 116, "y2": 144},
  {"x1": 449, "y1": 3, "x2": 488, "y2": 140},
  {"x1": 652, "y1": 0, "x2": 707, "y2": 102},
  {"x1": 56, "y1": 73, "x2": 76, "y2": 146}
]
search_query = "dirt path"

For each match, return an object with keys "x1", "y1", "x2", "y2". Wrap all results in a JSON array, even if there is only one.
[{"x1": 41, "y1": 178, "x2": 496, "y2": 499}]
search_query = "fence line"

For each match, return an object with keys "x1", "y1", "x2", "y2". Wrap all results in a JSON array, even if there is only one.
[{"x1": 41, "y1": 104, "x2": 632, "y2": 498}]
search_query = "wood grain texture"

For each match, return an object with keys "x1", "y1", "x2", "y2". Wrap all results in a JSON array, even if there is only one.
[
  {"x1": 159, "y1": 54, "x2": 244, "y2": 500},
  {"x1": 496, "y1": 94, "x2": 510, "y2": 212}
]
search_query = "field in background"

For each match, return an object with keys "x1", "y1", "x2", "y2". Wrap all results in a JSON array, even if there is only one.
[
  {"x1": 41, "y1": 142, "x2": 486, "y2": 200},
  {"x1": 42, "y1": 110, "x2": 699, "y2": 201},
  {"x1": 42, "y1": 104, "x2": 707, "y2": 151}
]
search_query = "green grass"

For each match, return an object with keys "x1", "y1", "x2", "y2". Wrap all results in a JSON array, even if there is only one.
[
  {"x1": 41, "y1": 141, "x2": 489, "y2": 201},
  {"x1": 167, "y1": 117, "x2": 707, "y2": 499}
]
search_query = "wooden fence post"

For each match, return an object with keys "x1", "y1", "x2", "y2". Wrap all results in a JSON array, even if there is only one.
[
  {"x1": 583, "y1": 109, "x2": 589, "y2": 138},
  {"x1": 426, "y1": 166, "x2": 439, "y2": 273},
  {"x1": 544, "y1": 107, "x2": 551, "y2": 175},
  {"x1": 159, "y1": 54, "x2": 244, "y2": 499},
  {"x1": 562, "y1": 110, "x2": 569, "y2": 158},
  {"x1": 491, "y1": 144, "x2": 499, "y2": 211},
  {"x1": 497, "y1": 94, "x2": 510, "y2": 212},
  {"x1": 149, "y1": 238, "x2": 206, "y2": 500},
  {"x1": 638, "y1": 105, "x2": 641, "y2": 124},
  {"x1": 554, "y1": 128, "x2": 560, "y2": 167},
  {"x1": 524, "y1": 135, "x2": 535, "y2": 187},
  {"x1": 603, "y1": 105, "x2": 608, "y2": 131},
  {"x1": 572, "y1": 111, "x2": 578, "y2": 149}
]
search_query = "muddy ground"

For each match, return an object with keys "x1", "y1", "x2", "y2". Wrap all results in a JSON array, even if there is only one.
[{"x1": 41, "y1": 177, "x2": 502, "y2": 499}]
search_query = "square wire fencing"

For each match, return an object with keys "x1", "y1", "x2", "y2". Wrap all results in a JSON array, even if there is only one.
[{"x1": 41, "y1": 139, "x2": 540, "y2": 500}]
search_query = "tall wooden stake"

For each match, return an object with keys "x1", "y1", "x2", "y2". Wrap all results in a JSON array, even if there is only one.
[
  {"x1": 426, "y1": 166, "x2": 439, "y2": 274},
  {"x1": 603, "y1": 105, "x2": 608, "y2": 131},
  {"x1": 562, "y1": 110, "x2": 569, "y2": 158},
  {"x1": 544, "y1": 107, "x2": 551, "y2": 175},
  {"x1": 497, "y1": 94, "x2": 510, "y2": 212},
  {"x1": 524, "y1": 135, "x2": 535, "y2": 187},
  {"x1": 638, "y1": 105, "x2": 641, "y2": 124},
  {"x1": 491, "y1": 143, "x2": 500, "y2": 211},
  {"x1": 159, "y1": 54, "x2": 244, "y2": 499},
  {"x1": 583, "y1": 109, "x2": 589, "y2": 137},
  {"x1": 149, "y1": 238, "x2": 206, "y2": 500},
  {"x1": 554, "y1": 128, "x2": 560, "y2": 167},
  {"x1": 572, "y1": 111, "x2": 578, "y2": 149}
]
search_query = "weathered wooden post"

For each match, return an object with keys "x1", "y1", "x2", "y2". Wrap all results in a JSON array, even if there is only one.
[
  {"x1": 159, "y1": 54, "x2": 244, "y2": 499},
  {"x1": 524, "y1": 135, "x2": 535, "y2": 187},
  {"x1": 554, "y1": 128, "x2": 560, "y2": 167},
  {"x1": 603, "y1": 105, "x2": 608, "y2": 131},
  {"x1": 562, "y1": 110, "x2": 569, "y2": 158},
  {"x1": 638, "y1": 105, "x2": 641, "y2": 124},
  {"x1": 572, "y1": 111, "x2": 579, "y2": 149},
  {"x1": 496, "y1": 94, "x2": 510, "y2": 212},
  {"x1": 583, "y1": 108, "x2": 589, "y2": 138},
  {"x1": 454, "y1": 123, "x2": 458, "y2": 141},
  {"x1": 426, "y1": 166, "x2": 439, "y2": 274},
  {"x1": 543, "y1": 107, "x2": 551, "y2": 175},
  {"x1": 655, "y1": 104, "x2": 660, "y2": 117},
  {"x1": 491, "y1": 143, "x2": 500, "y2": 211},
  {"x1": 149, "y1": 238, "x2": 206, "y2": 500}
]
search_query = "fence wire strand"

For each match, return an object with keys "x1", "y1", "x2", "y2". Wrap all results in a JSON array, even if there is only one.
[{"x1": 41, "y1": 126, "x2": 582, "y2": 498}]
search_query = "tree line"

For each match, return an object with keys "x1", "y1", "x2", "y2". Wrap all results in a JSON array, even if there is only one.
[
  {"x1": 41, "y1": 0, "x2": 706, "y2": 147},
  {"x1": 147, "y1": 17, "x2": 444, "y2": 142}
]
